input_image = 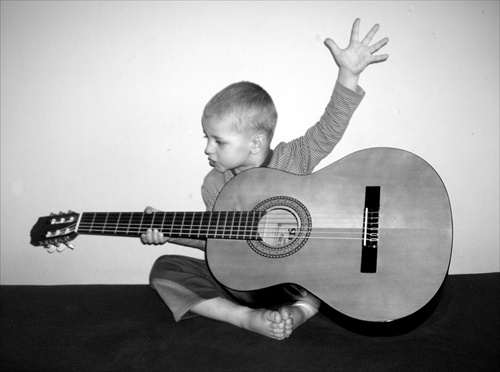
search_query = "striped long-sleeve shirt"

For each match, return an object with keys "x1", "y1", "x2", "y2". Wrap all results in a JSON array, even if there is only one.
[{"x1": 201, "y1": 81, "x2": 365, "y2": 212}]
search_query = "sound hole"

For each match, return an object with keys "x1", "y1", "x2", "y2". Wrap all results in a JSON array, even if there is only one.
[
  {"x1": 258, "y1": 207, "x2": 299, "y2": 247},
  {"x1": 248, "y1": 196, "x2": 311, "y2": 258}
]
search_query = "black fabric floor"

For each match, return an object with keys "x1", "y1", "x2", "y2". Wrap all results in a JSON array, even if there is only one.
[{"x1": 1, "y1": 273, "x2": 499, "y2": 371}]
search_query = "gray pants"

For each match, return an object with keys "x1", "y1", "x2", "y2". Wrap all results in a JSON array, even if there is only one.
[{"x1": 150, "y1": 255, "x2": 319, "y2": 321}]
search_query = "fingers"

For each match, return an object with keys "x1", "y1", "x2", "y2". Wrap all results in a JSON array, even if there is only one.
[
  {"x1": 350, "y1": 18, "x2": 361, "y2": 46},
  {"x1": 369, "y1": 37, "x2": 389, "y2": 63},
  {"x1": 323, "y1": 38, "x2": 341, "y2": 58},
  {"x1": 144, "y1": 206, "x2": 161, "y2": 214},
  {"x1": 369, "y1": 37, "x2": 389, "y2": 53},
  {"x1": 141, "y1": 228, "x2": 166, "y2": 245},
  {"x1": 354, "y1": 19, "x2": 389, "y2": 63},
  {"x1": 361, "y1": 23, "x2": 380, "y2": 46},
  {"x1": 351, "y1": 19, "x2": 389, "y2": 52}
]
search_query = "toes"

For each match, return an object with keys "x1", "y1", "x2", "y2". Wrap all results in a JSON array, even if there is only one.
[
  {"x1": 272, "y1": 310, "x2": 282, "y2": 324},
  {"x1": 279, "y1": 306, "x2": 292, "y2": 320}
]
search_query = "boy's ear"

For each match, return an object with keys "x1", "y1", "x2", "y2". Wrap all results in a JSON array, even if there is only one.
[{"x1": 250, "y1": 133, "x2": 267, "y2": 154}]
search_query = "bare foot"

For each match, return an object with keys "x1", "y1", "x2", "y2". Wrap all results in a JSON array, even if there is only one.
[
  {"x1": 191, "y1": 297, "x2": 298, "y2": 340},
  {"x1": 242, "y1": 308, "x2": 289, "y2": 340},
  {"x1": 279, "y1": 301, "x2": 318, "y2": 336}
]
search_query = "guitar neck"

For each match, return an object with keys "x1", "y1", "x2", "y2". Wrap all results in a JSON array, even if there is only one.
[{"x1": 76, "y1": 211, "x2": 264, "y2": 240}]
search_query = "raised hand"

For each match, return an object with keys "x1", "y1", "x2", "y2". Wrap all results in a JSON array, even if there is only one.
[{"x1": 324, "y1": 19, "x2": 389, "y2": 89}]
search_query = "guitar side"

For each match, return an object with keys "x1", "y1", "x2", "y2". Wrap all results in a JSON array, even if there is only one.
[{"x1": 206, "y1": 148, "x2": 453, "y2": 322}]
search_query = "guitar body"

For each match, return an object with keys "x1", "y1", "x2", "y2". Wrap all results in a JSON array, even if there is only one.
[{"x1": 206, "y1": 148, "x2": 453, "y2": 322}]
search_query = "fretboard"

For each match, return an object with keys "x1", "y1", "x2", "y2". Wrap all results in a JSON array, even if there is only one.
[{"x1": 76, "y1": 211, "x2": 265, "y2": 240}]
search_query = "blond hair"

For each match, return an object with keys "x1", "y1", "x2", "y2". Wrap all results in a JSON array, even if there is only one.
[{"x1": 203, "y1": 81, "x2": 277, "y2": 141}]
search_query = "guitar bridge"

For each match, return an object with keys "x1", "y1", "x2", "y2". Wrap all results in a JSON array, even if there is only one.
[{"x1": 360, "y1": 186, "x2": 380, "y2": 273}]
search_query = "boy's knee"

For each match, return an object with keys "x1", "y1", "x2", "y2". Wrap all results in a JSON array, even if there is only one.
[
  {"x1": 149, "y1": 255, "x2": 177, "y2": 285},
  {"x1": 149, "y1": 255, "x2": 202, "y2": 284},
  {"x1": 151, "y1": 255, "x2": 182, "y2": 270}
]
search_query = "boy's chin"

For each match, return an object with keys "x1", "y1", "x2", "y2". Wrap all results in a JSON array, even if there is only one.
[{"x1": 213, "y1": 164, "x2": 229, "y2": 173}]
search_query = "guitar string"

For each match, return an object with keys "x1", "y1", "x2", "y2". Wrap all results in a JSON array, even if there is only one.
[
  {"x1": 66, "y1": 224, "x2": 378, "y2": 241},
  {"x1": 73, "y1": 212, "x2": 379, "y2": 237},
  {"x1": 73, "y1": 212, "x2": 377, "y2": 224},
  {"x1": 74, "y1": 213, "x2": 379, "y2": 225},
  {"x1": 61, "y1": 225, "x2": 376, "y2": 241},
  {"x1": 49, "y1": 211, "x2": 380, "y2": 242},
  {"x1": 47, "y1": 225, "x2": 379, "y2": 243}
]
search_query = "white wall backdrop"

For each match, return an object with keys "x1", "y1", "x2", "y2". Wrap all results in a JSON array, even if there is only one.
[{"x1": 1, "y1": 1, "x2": 499, "y2": 284}]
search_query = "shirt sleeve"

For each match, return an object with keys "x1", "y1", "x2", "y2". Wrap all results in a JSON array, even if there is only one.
[
  {"x1": 201, "y1": 168, "x2": 234, "y2": 211},
  {"x1": 269, "y1": 81, "x2": 365, "y2": 175}
]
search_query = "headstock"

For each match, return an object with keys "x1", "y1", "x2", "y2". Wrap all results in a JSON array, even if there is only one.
[{"x1": 30, "y1": 211, "x2": 80, "y2": 253}]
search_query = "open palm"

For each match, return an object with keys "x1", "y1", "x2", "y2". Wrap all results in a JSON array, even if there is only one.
[{"x1": 325, "y1": 19, "x2": 389, "y2": 77}]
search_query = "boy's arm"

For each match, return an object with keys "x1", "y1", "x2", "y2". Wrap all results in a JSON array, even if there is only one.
[
  {"x1": 325, "y1": 18, "x2": 389, "y2": 90},
  {"x1": 270, "y1": 20, "x2": 388, "y2": 175}
]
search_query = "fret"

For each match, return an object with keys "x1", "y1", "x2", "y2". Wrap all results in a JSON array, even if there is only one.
[
  {"x1": 189, "y1": 212, "x2": 196, "y2": 237},
  {"x1": 229, "y1": 212, "x2": 235, "y2": 239},
  {"x1": 234, "y1": 212, "x2": 242, "y2": 239},
  {"x1": 201, "y1": 212, "x2": 210, "y2": 239},
  {"x1": 171, "y1": 212, "x2": 185, "y2": 237},
  {"x1": 102, "y1": 213, "x2": 109, "y2": 234},
  {"x1": 154, "y1": 212, "x2": 164, "y2": 231},
  {"x1": 150, "y1": 212, "x2": 156, "y2": 230},
  {"x1": 93, "y1": 213, "x2": 105, "y2": 234},
  {"x1": 114, "y1": 213, "x2": 121, "y2": 235},
  {"x1": 160, "y1": 212, "x2": 167, "y2": 234},
  {"x1": 115, "y1": 213, "x2": 128, "y2": 235},
  {"x1": 128, "y1": 213, "x2": 138, "y2": 235},
  {"x1": 197, "y1": 212, "x2": 202, "y2": 236},
  {"x1": 90, "y1": 213, "x2": 96, "y2": 233},
  {"x1": 144, "y1": 212, "x2": 154, "y2": 231},
  {"x1": 197, "y1": 212, "x2": 203, "y2": 239},
  {"x1": 214, "y1": 211, "x2": 220, "y2": 239},
  {"x1": 222, "y1": 212, "x2": 229, "y2": 239},
  {"x1": 180, "y1": 212, "x2": 186, "y2": 237},
  {"x1": 130, "y1": 212, "x2": 140, "y2": 235},
  {"x1": 240, "y1": 212, "x2": 245, "y2": 239},
  {"x1": 126, "y1": 213, "x2": 133, "y2": 235},
  {"x1": 248, "y1": 212, "x2": 255, "y2": 239},
  {"x1": 209, "y1": 212, "x2": 219, "y2": 238},
  {"x1": 172, "y1": 213, "x2": 182, "y2": 237},
  {"x1": 151, "y1": 212, "x2": 160, "y2": 230},
  {"x1": 252, "y1": 212, "x2": 261, "y2": 239},
  {"x1": 242, "y1": 212, "x2": 249, "y2": 239},
  {"x1": 169, "y1": 212, "x2": 176, "y2": 236},
  {"x1": 189, "y1": 212, "x2": 199, "y2": 238},
  {"x1": 106, "y1": 213, "x2": 118, "y2": 235},
  {"x1": 244, "y1": 212, "x2": 250, "y2": 239},
  {"x1": 136, "y1": 212, "x2": 145, "y2": 235}
]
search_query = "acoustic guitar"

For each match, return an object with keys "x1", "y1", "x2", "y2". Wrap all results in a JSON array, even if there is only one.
[{"x1": 30, "y1": 147, "x2": 453, "y2": 322}]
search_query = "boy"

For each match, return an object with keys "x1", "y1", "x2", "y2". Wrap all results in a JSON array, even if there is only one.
[{"x1": 142, "y1": 19, "x2": 388, "y2": 340}]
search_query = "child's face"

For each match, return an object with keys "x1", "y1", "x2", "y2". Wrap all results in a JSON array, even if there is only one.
[{"x1": 202, "y1": 113, "x2": 256, "y2": 174}]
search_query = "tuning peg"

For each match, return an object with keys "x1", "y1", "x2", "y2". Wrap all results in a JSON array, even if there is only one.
[
  {"x1": 64, "y1": 242, "x2": 75, "y2": 250},
  {"x1": 46, "y1": 245, "x2": 57, "y2": 253}
]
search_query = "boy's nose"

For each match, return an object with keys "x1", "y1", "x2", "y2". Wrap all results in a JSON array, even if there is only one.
[{"x1": 204, "y1": 142, "x2": 214, "y2": 155}]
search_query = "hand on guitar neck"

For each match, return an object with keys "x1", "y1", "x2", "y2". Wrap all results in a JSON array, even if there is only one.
[{"x1": 140, "y1": 206, "x2": 206, "y2": 250}]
